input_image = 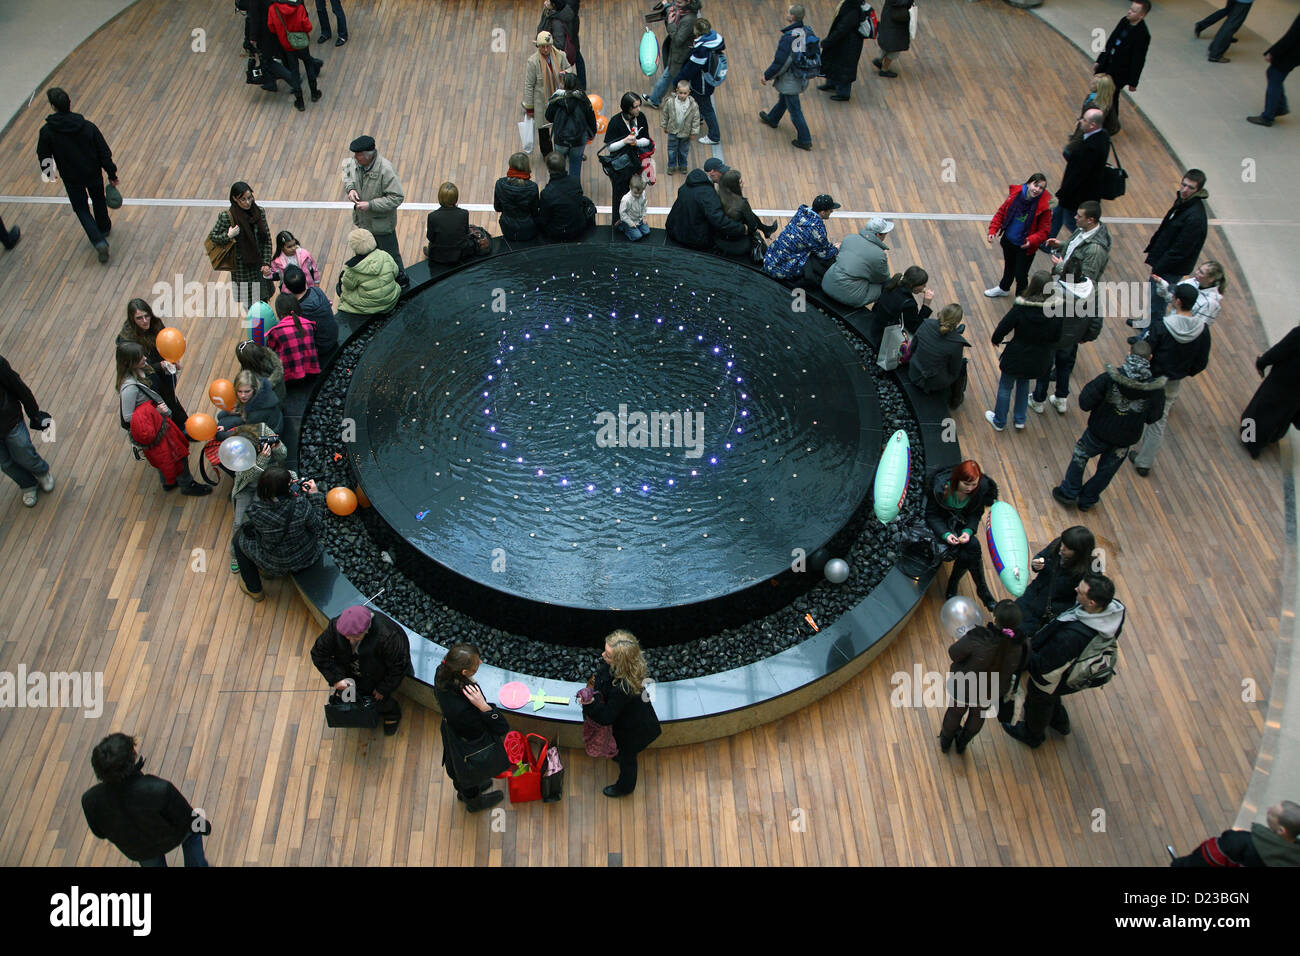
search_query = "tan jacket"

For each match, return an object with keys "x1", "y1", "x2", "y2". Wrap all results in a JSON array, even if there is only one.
[
  {"x1": 521, "y1": 49, "x2": 572, "y2": 127},
  {"x1": 660, "y1": 95, "x2": 701, "y2": 137},
  {"x1": 340, "y1": 152, "x2": 405, "y2": 236}
]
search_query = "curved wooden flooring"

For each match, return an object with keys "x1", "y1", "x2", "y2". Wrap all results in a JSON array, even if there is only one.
[{"x1": 0, "y1": 0, "x2": 1281, "y2": 866}]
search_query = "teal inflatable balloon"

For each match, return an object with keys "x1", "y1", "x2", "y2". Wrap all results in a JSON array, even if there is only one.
[
  {"x1": 872, "y1": 429, "x2": 910, "y2": 523},
  {"x1": 639, "y1": 28, "x2": 660, "y2": 77},
  {"x1": 985, "y1": 501, "x2": 1030, "y2": 597}
]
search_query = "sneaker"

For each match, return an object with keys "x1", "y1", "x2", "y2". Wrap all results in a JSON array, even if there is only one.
[
  {"x1": 643, "y1": 96, "x2": 660, "y2": 109},
  {"x1": 21, "y1": 487, "x2": 37, "y2": 507},
  {"x1": 1014, "y1": 421, "x2": 1025, "y2": 430},
  {"x1": 37, "y1": 471, "x2": 54, "y2": 493},
  {"x1": 983, "y1": 286, "x2": 1010, "y2": 298},
  {"x1": 318, "y1": 32, "x2": 331, "y2": 42},
  {"x1": 230, "y1": 558, "x2": 240, "y2": 574},
  {"x1": 698, "y1": 135, "x2": 719, "y2": 145},
  {"x1": 1028, "y1": 398, "x2": 1045, "y2": 414},
  {"x1": 335, "y1": 35, "x2": 348, "y2": 46},
  {"x1": 984, "y1": 410, "x2": 1004, "y2": 432},
  {"x1": 1048, "y1": 396, "x2": 1067, "y2": 414},
  {"x1": 96, "y1": 242, "x2": 110, "y2": 264}
]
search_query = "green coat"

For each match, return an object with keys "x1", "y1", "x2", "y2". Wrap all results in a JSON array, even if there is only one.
[{"x1": 338, "y1": 249, "x2": 400, "y2": 315}]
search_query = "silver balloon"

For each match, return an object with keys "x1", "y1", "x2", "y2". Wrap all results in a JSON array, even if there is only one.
[
  {"x1": 218, "y1": 435, "x2": 257, "y2": 472},
  {"x1": 824, "y1": 558, "x2": 850, "y2": 584},
  {"x1": 939, "y1": 595, "x2": 983, "y2": 638}
]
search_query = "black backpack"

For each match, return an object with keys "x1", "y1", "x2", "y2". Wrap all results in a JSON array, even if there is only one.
[
  {"x1": 551, "y1": 96, "x2": 588, "y2": 148},
  {"x1": 790, "y1": 25, "x2": 822, "y2": 80}
]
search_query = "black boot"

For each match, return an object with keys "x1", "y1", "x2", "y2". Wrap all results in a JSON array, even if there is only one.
[
  {"x1": 938, "y1": 732, "x2": 954, "y2": 754},
  {"x1": 466, "y1": 789, "x2": 504, "y2": 812},
  {"x1": 293, "y1": 91, "x2": 306, "y2": 111}
]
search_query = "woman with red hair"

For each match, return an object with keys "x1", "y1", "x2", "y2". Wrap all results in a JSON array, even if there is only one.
[{"x1": 925, "y1": 460, "x2": 999, "y2": 610}]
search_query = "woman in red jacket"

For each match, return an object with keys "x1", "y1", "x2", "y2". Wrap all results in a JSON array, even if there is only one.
[
  {"x1": 267, "y1": 0, "x2": 322, "y2": 111},
  {"x1": 984, "y1": 173, "x2": 1051, "y2": 299}
]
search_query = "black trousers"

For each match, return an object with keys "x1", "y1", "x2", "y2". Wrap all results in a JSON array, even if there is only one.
[
  {"x1": 940, "y1": 704, "x2": 986, "y2": 742},
  {"x1": 65, "y1": 179, "x2": 110, "y2": 247},
  {"x1": 613, "y1": 749, "x2": 639, "y2": 792},
  {"x1": 997, "y1": 235, "x2": 1033, "y2": 296},
  {"x1": 1024, "y1": 684, "x2": 1068, "y2": 741},
  {"x1": 282, "y1": 48, "x2": 321, "y2": 94},
  {"x1": 945, "y1": 537, "x2": 993, "y2": 602},
  {"x1": 372, "y1": 230, "x2": 406, "y2": 281},
  {"x1": 0, "y1": 214, "x2": 15, "y2": 248}
]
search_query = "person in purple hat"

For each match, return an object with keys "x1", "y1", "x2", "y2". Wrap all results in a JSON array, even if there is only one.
[{"x1": 310, "y1": 605, "x2": 412, "y2": 735}]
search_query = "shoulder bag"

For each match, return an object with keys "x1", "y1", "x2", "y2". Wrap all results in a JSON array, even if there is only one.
[{"x1": 1100, "y1": 142, "x2": 1127, "y2": 200}]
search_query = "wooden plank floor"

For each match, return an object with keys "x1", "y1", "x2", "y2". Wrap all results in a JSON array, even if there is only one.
[{"x1": 0, "y1": 0, "x2": 1281, "y2": 866}]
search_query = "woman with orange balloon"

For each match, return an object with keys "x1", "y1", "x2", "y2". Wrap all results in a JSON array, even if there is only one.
[
  {"x1": 117, "y1": 299, "x2": 189, "y2": 432},
  {"x1": 231, "y1": 465, "x2": 325, "y2": 601},
  {"x1": 215, "y1": 370, "x2": 284, "y2": 435},
  {"x1": 114, "y1": 342, "x2": 211, "y2": 496}
]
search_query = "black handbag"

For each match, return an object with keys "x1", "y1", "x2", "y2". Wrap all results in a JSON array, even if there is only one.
[
  {"x1": 442, "y1": 719, "x2": 512, "y2": 785},
  {"x1": 324, "y1": 692, "x2": 381, "y2": 728},
  {"x1": 1100, "y1": 142, "x2": 1127, "y2": 200},
  {"x1": 596, "y1": 144, "x2": 634, "y2": 180}
]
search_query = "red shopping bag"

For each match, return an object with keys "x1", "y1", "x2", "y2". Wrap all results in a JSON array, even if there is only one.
[{"x1": 505, "y1": 733, "x2": 549, "y2": 804}]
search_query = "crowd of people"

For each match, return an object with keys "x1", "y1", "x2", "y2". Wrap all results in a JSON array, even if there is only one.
[{"x1": 4, "y1": 0, "x2": 1300, "y2": 867}]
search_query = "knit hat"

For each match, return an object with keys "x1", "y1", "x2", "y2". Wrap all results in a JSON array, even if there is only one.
[
  {"x1": 1119, "y1": 353, "x2": 1152, "y2": 382},
  {"x1": 337, "y1": 605, "x2": 372, "y2": 636},
  {"x1": 348, "y1": 228, "x2": 377, "y2": 256},
  {"x1": 348, "y1": 135, "x2": 376, "y2": 153},
  {"x1": 535, "y1": 30, "x2": 554, "y2": 46}
]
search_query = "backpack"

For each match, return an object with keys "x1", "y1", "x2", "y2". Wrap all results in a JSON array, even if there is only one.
[
  {"x1": 551, "y1": 97, "x2": 587, "y2": 148},
  {"x1": 859, "y1": 8, "x2": 879, "y2": 38},
  {"x1": 1063, "y1": 614, "x2": 1123, "y2": 691},
  {"x1": 790, "y1": 26, "x2": 822, "y2": 80},
  {"x1": 702, "y1": 48, "x2": 728, "y2": 87}
]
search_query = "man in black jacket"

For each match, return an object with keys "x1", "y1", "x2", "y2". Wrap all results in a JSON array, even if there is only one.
[
  {"x1": 1052, "y1": 340, "x2": 1165, "y2": 512},
  {"x1": 1172, "y1": 801, "x2": 1300, "y2": 867},
  {"x1": 0, "y1": 354, "x2": 54, "y2": 508},
  {"x1": 283, "y1": 265, "x2": 338, "y2": 364},
  {"x1": 537, "y1": 151, "x2": 596, "y2": 241},
  {"x1": 36, "y1": 88, "x2": 119, "y2": 263},
  {"x1": 311, "y1": 605, "x2": 412, "y2": 735},
  {"x1": 1130, "y1": 284, "x2": 1212, "y2": 476},
  {"x1": 0, "y1": 214, "x2": 18, "y2": 251},
  {"x1": 81, "y1": 733, "x2": 210, "y2": 866},
  {"x1": 1050, "y1": 110, "x2": 1109, "y2": 240},
  {"x1": 1003, "y1": 573, "x2": 1125, "y2": 748},
  {"x1": 1094, "y1": 1, "x2": 1150, "y2": 122},
  {"x1": 1248, "y1": 13, "x2": 1300, "y2": 126},
  {"x1": 1135, "y1": 170, "x2": 1208, "y2": 330},
  {"x1": 665, "y1": 159, "x2": 744, "y2": 249}
]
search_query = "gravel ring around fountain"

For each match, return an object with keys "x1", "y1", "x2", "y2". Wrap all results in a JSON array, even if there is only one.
[{"x1": 298, "y1": 308, "x2": 925, "y2": 684}]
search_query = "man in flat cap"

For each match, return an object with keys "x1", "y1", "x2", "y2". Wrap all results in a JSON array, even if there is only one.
[
  {"x1": 341, "y1": 135, "x2": 408, "y2": 287},
  {"x1": 311, "y1": 605, "x2": 413, "y2": 735}
]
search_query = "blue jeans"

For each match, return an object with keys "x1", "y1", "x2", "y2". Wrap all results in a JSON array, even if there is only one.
[
  {"x1": 1033, "y1": 345, "x2": 1078, "y2": 401},
  {"x1": 1058, "y1": 428, "x2": 1128, "y2": 507},
  {"x1": 1263, "y1": 65, "x2": 1291, "y2": 121},
  {"x1": 558, "y1": 144, "x2": 585, "y2": 181},
  {"x1": 1049, "y1": 203, "x2": 1076, "y2": 241},
  {"x1": 1145, "y1": 275, "x2": 1165, "y2": 328},
  {"x1": 0, "y1": 420, "x2": 50, "y2": 490},
  {"x1": 617, "y1": 221, "x2": 651, "y2": 241},
  {"x1": 139, "y1": 831, "x2": 209, "y2": 867},
  {"x1": 694, "y1": 92, "x2": 720, "y2": 142},
  {"x1": 992, "y1": 372, "x2": 1030, "y2": 428},
  {"x1": 648, "y1": 69, "x2": 673, "y2": 106},
  {"x1": 666, "y1": 134, "x2": 690, "y2": 169},
  {"x1": 1205, "y1": 1, "x2": 1251, "y2": 59},
  {"x1": 766, "y1": 92, "x2": 811, "y2": 145},
  {"x1": 315, "y1": 0, "x2": 347, "y2": 37}
]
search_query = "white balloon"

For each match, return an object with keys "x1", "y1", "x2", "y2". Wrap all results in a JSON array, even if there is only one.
[
  {"x1": 823, "y1": 558, "x2": 850, "y2": 584},
  {"x1": 218, "y1": 435, "x2": 257, "y2": 472},
  {"x1": 939, "y1": 595, "x2": 983, "y2": 638}
]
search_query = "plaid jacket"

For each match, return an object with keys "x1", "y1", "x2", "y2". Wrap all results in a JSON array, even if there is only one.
[
  {"x1": 763, "y1": 205, "x2": 838, "y2": 279},
  {"x1": 266, "y1": 315, "x2": 320, "y2": 381}
]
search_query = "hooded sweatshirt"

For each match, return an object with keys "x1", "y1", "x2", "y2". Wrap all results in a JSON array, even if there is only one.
[
  {"x1": 1029, "y1": 599, "x2": 1126, "y2": 695},
  {"x1": 37, "y1": 111, "x2": 116, "y2": 186},
  {"x1": 1149, "y1": 310, "x2": 1211, "y2": 381}
]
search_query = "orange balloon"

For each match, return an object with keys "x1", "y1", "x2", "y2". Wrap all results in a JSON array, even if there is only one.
[
  {"x1": 326, "y1": 487, "x2": 358, "y2": 516},
  {"x1": 595, "y1": 114, "x2": 609, "y2": 134},
  {"x1": 156, "y1": 327, "x2": 186, "y2": 363},
  {"x1": 185, "y1": 413, "x2": 218, "y2": 441},
  {"x1": 209, "y1": 378, "x2": 236, "y2": 411},
  {"x1": 355, "y1": 486, "x2": 371, "y2": 509},
  {"x1": 588, "y1": 93, "x2": 604, "y2": 114}
]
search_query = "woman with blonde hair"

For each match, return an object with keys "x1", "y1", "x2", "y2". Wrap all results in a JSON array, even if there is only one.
[
  {"x1": 580, "y1": 630, "x2": 661, "y2": 796},
  {"x1": 908, "y1": 303, "x2": 972, "y2": 407},
  {"x1": 1075, "y1": 73, "x2": 1119, "y2": 138},
  {"x1": 217, "y1": 369, "x2": 284, "y2": 435}
]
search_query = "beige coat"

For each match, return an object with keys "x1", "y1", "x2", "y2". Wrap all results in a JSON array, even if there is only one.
[
  {"x1": 340, "y1": 152, "x2": 406, "y2": 237},
  {"x1": 521, "y1": 49, "x2": 573, "y2": 128}
]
